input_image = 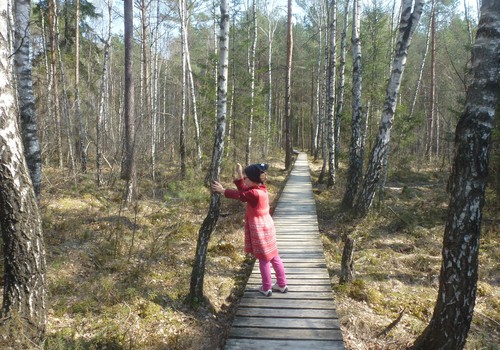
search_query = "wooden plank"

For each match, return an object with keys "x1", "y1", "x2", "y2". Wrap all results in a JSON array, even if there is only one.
[
  {"x1": 242, "y1": 291, "x2": 334, "y2": 300},
  {"x1": 235, "y1": 307, "x2": 339, "y2": 319},
  {"x1": 225, "y1": 338, "x2": 345, "y2": 350},
  {"x1": 229, "y1": 327, "x2": 344, "y2": 341},
  {"x1": 238, "y1": 298, "x2": 336, "y2": 309},
  {"x1": 245, "y1": 283, "x2": 333, "y2": 292},
  {"x1": 232, "y1": 317, "x2": 340, "y2": 329}
]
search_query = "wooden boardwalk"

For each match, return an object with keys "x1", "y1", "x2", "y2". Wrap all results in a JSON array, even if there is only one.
[{"x1": 224, "y1": 153, "x2": 345, "y2": 350}]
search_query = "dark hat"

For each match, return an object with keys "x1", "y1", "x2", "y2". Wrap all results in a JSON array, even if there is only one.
[{"x1": 244, "y1": 163, "x2": 269, "y2": 183}]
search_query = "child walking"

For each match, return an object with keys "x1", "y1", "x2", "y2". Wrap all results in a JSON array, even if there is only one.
[{"x1": 212, "y1": 163, "x2": 288, "y2": 297}]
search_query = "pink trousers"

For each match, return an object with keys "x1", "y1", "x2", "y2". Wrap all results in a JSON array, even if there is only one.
[{"x1": 259, "y1": 255, "x2": 287, "y2": 291}]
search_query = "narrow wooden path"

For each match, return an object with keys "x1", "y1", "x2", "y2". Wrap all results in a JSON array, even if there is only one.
[{"x1": 224, "y1": 153, "x2": 345, "y2": 350}]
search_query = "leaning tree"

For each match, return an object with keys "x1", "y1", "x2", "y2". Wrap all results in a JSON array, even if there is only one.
[{"x1": 411, "y1": 0, "x2": 500, "y2": 348}]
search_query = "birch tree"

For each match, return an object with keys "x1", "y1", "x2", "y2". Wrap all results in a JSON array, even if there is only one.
[
  {"x1": 411, "y1": 1, "x2": 500, "y2": 348},
  {"x1": 341, "y1": 0, "x2": 363, "y2": 209},
  {"x1": 0, "y1": 3, "x2": 47, "y2": 345},
  {"x1": 335, "y1": 0, "x2": 349, "y2": 170},
  {"x1": 326, "y1": 0, "x2": 337, "y2": 188},
  {"x1": 284, "y1": 0, "x2": 294, "y2": 170},
  {"x1": 189, "y1": 0, "x2": 229, "y2": 306},
  {"x1": 353, "y1": 0, "x2": 425, "y2": 217},
  {"x1": 245, "y1": 0, "x2": 257, "y2": 165},
  {"x1": 14, "y1": 0, "x2": 42, "y2": 202},
  {"x1": 96, "y1": 0, "x2": 113, "y2": 187}
]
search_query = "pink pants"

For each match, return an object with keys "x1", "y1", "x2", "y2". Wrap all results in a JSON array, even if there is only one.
[{"x1": 259, "y1": 255, "x2": 287, "y2": 291}]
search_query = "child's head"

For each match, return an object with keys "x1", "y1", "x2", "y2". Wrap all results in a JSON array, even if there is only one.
[{"x1": 244, "y1": 163, "x2": 269, "y2": 184}]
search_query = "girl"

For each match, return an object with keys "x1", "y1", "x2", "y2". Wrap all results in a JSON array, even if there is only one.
[{"x1": 212, "y1": 163, "x2": 288, "y2": 296}]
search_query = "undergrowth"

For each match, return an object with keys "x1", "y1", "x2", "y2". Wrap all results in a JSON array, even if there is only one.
[
  {"x1": 311, "y1": 158, "x2": 500, "y2": 350},
  {"x1": 0, "y1": 156, "x2": 288, "y2": 350}
]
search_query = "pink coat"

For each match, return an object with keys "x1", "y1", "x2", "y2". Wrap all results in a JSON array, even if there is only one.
[{"x1": 224, "y1": 179, "x2": 278, "y2": 261}]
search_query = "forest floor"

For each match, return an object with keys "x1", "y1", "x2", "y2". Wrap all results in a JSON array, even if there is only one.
[{"x1": 1, "y1": 154, "x2": 498, "y2": 349}]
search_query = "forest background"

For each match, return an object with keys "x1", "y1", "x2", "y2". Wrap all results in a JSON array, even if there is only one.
[{"x1": 0, "y1": 0, "x2": 498, "y2": 349}]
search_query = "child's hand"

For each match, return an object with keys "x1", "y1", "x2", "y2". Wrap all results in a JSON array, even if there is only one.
[
  {"x1": 235, "y1": 163, "x2": 243, "y2": 179},
  {"x1": 211, "y1": 181, "x2": 225, "y2": 194}
]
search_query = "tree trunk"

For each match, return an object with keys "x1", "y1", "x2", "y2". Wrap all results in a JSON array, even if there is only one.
[
  {"x1": 335, "y1": 0, "x2": 349, "y2": 170},
  {"x1": 189, "y1": 0, "x2": 229, "y2": 306},
  {"x1": 284, "y1": 0, "x2": 294, "y2": 170},
  {"x1": 411, "y1": 1, "x2": 500, "y2": 348},
  {"x1": 245, "y1": 0, "x2": 257, "y2": 165},
  {"x1": 180, "y1": 0, "x2": 202, "y2": 169},
  {"x1": 426, "y1": 1, "x2": 437, "y2": 160},
  {"x1": 48, "y1": 0, "x2": 63, "y2": 169},
  {"x1": 313, "y1": 16, "x2": 322, "y2": 161},
  {"x1": 339, "y1": 236, "x2": 355, "y2": 284},
  {"x1": 0, "y1": 8, "x2": 47, "y2": 344},
  {"x1": 179, "y1": 0, "x2": 187, "y2": 179},
  {"x1": 353, "y1": 0, "x2": 425, "y2": 218},
  {"x1": 341, "y1": 0, "x2": 363, "y2": 209},
  {"x1": 14, "y1": 0, "x2": 42, "y2": 202},
  {"x1": 123, "y1": 0, "x2": 136, "y2": 202},
  {"x1": 96, "y1": 0, "x2": 113, "y2": 187},
  {"x1": 75, "y1": 0, "x2": 87, "y2": 173},
  {"x1": 326, "y1": 0, "x2": 337, "y2": 188}
]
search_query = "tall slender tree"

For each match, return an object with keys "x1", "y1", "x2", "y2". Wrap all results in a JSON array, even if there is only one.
[
  {"x1": 353, "y1": 0, "x2": 425, "y2": 217},
  {"x1": 326, "y1": 0, "x2": 337, "y2": 188},
  {"x1": 75, "y1": 0, "x2": 87, "y2": 172},
  {"x1": 0, "y1": 3, "x2": 46, "y2": 345},
  {"x1": 341, "y1": 0, "x2": 363, "y2": 209},
  {"x1": 284, "y1": 0, "x2": 294, "y2": 170},
  {"x1": 123, "y1": 0, "x2": 136, "y2": 202},
  {"x1": 411, "y1": 1, "x2": 500, "y2": 348},
  {"x1": 189, "y1": 0, "x2": 230, "y2": 306},
  {"x1": 14, "y1": 0, "x2": 42, "y2": 202},
  {"x1": 245, "y1": 0, "x2": 257, "y2": 165}
]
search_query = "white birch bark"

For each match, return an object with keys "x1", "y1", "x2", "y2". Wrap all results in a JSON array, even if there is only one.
[
  {"x1": 245, "y1": 0, "x2": 257, "y2": 165},
  {"x1": 0, "y1": 3, "x2": 47, "y2": 343},
  {"x1": 13, "y1": 0, "x2": 42, "y2": 202},
  {"x1": 326, "y1": 0, "x2": 337, "y2": 188},
  {"x1": 411, "y1": 1, "x2": 500, "y2": 348},
  {"x1": 341, "y1": 0, "x2": 363, "y2": 209},
  {"x1": 354, "y1": 0, "x2": 425, "y2": 217},
  {"x1": 189, "y1": 0, "x2": 229, "y2": 305}
]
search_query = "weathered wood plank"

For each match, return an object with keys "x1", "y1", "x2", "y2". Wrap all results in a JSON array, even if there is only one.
[
  {"x1": 229, "y1": 327, "x2": 344, "y2": 341},
  {"x1": 232, "y1": 317, "x2": 340, "y2": 329},
  {"x1": 225, "y1": 338, "x2": 345, "y2": 350},
  {"x1": 235, "y1": 307, "x2": 339, "y2": 319},
  {"x1": 238, "y1": 298, "x2": 336, "y2": 309},
  {"x1": 242, "y1": 291, "x2": 334, "y2": 299}
]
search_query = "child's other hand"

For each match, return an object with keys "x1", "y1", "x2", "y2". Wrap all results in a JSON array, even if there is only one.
[
  {"x1": 235, "y1": 163, "x2": 243, "y2": 179},
  {"x1": 211, "y1": 181, "x2": 225, "y2": 194}
]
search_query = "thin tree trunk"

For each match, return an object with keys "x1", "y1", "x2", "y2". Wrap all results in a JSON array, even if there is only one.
[
  {"x1": 48, "y1": 0, "x2": 63, "y2": 169},
  {"x1": 75, "y1": 0, "x2": 86, "y2": 173},
  {"x1": 123, "y1": 0, "x2": 136, "y2": 202},
  {"x1": 189, "y1": 0, "x2": 229, "y2": 305},
  {"x1": 14, "y1": 0, "x2": 42, "y2": 202},
  {"x1": 96, "y1": 0, "x2": 113, "y2": 187},
  {"x1": 353, "y1": 0, "x2": 425, "y2": 217},
  {"x1": 284, "y1": 0, "x2": 294, "y2": 170},
  {"x1": 326, "y1": 0, "x2": 337, "y2": 188},
  {"x1": 335, "y1": 0, "x2": 349, "y2": 170},
  {"x1": 0, "y1": 8, "x2": 46, "y2": 343},
  {"x1": 411, "y1": 1, "x2": 499, "y2": 348},
  {"x1": 179, "y1": 0, "x2": 187, "y2": 178},
  {"x1": 313, "y1": 17, "x2": 322, "y2": 161},
  {"x1": 341, "y1": 0, "x2": 363, "y2": 209},
  {"x1": 182, "y1": 2, "x2": 202, "y2": 169},
  {"x1": 245, "y1": 0, "x2": 257, "y2": 165},
  {"x1": 426, "y1": 1, "x2": 437, "y2": 160},
  {"x1": 339, "y1": 236, "x2": 355, "y2": 284}
]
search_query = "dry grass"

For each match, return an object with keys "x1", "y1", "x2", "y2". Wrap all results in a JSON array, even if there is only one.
[
  {"x1": 310, "y1": 157, "x2": 500, "y2": 350},
  {"x1": 0, "y1": 156, "x2": 288, "y2": 350}
]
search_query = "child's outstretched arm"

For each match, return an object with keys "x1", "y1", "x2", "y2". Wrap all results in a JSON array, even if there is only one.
[{"x1": 234, "y1": 163, "x2": 243, "y2": 180}]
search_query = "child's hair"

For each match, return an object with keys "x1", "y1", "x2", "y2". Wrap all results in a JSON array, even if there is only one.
[{"x1": 244, "y1": 163, "x2": 269, "y2": 184}]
